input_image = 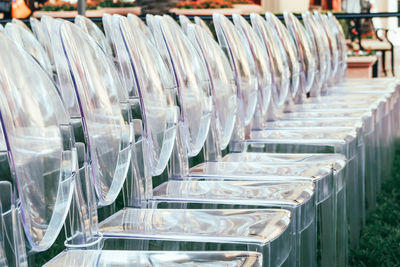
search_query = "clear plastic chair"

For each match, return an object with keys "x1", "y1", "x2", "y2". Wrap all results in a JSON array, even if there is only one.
[
  {"x1": 0, "y1": 32, "x2": 76, "y2": 253},
  {"x1": 196, "y1": 13, "x2": 359, "y2": 265},
  {"x1": 134, "y1": 14, "x2": 351, "y2": 266},
  {"x1": 255, "y1": 12, "x2": 399, "y2": 261},
  {"x1": 106, "y1": 14, "x2": 320, "y2": 267},
  {"x1": 154, "y1": 14, "x2": 350, "y2": 267},
  {"x1": 48, "y1": 18, "x2": 132, "y2": 248},
  {"x1": 47, "y1": 18, "x2": 293, "y2": 267}
]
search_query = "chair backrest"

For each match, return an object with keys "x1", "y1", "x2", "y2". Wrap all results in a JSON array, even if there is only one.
[
  {"x1": 152, "y1": 15, "x2": 213, "y2": 158},
  {"x1": 302, "y1": 11, "x2": 330, "y2": 96},
  {"x1": 110, "y1": 14, "x2": 178, "y2": 177},
  {"x1": 4, "y1": 23, "x2": 52, "y2": 75},
  {"x1": 194, "y1": 16, "x2": 214, "y2": 37},
  {"x1": 49, "y1": 19, "x2": 132, "y2": 206},
  {"x1": 179, "y1": 14, "x2": 192, "y2": 32},
  {"x1": 265, "y1": 13, "x2": 303, "y2": 103},
  {"x1": 233, "y1": 14, "x2": 273, "y2": 128},
  {"x1": 186, "y1": 23, "x2": 237, "y2": 152},
  {"x1": 327, "y1": 12, "x2": 347, "y2": 82},
  {"x1": 283, "y1": 12, "x2": 317, "y2": 95},
  {"x1": 0, "y1": 32, "x2": 76, "y2": 251},
  {"x1": 127, "y1": 14, "x2": 155, "y2": 43},
  {"x1": 75, "y1": 15, "x2": 113, "y2": 58},
  {"x1": 250, "y1": 13, "x2": 290, "y2": 109},
  {"x1": 315, "y1": 12, "x2": 340, "y2": 84},
  {"x1": 31, "y1": 16, "x2": 55, "y2": 68},
  {"x1": 213, "y1": 14, "x2": 258, "y2": 135}
]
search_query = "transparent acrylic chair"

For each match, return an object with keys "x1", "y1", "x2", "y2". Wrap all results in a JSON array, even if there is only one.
[
  {"x1": 0, "y1": 32, "x2": 76, "y2": 253},
  {"x1": 48, "y1": 18, "x2": 293, "y2": 267},
  {"x1": 260, "y1": 10, "x2": 396, "y2": 258},
  {"x1": 107, "y1": 14, "x2": 317, "y2": 267},
  {"x1": 4, "y1": 22, "x2": 52, "y2": 75},
  {"x1": 146, "y1": 14, "x2": 348, "y2": 266},
  {"x1": 156, "y1": 14, "x2": 348, "y2": 267},
  {"x1": 207, "y1": 13, "x2": 359, "y2": 265},
  {"x1": 286, "y1": 11, "x2": 398, "y2": 213},
  {"x1": 248, "y1": 13, "x2": 369, "y2": 256}
]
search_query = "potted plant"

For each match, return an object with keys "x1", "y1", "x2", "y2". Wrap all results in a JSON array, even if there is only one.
[
  {"x1": 170, "y1": 0, "x2": 240, "y2": 15},
  {"x1": 33, "y1": 0, "x2": 141, "y2": 18}
]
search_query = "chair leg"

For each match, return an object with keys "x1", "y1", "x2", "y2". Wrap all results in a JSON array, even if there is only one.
[
  {"x1": 382, "y1": 50, "x2": 387, "y2": 76},
  {"x1": 391, "y1": 47, "x2": 395, "y2": 77}
]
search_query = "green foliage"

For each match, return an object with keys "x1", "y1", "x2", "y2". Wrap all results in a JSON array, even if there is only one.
[
  {"x1": 350, "y1": 141, "x2": 400, "y2": 266},
  {"x1": 41, "y1": 0, "x2": 135, "y2": 12}
]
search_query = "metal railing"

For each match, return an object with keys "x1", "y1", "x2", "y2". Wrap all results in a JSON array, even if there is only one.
[{"x1": 1, "y1": 11, "x2": 400, "y2": 24}]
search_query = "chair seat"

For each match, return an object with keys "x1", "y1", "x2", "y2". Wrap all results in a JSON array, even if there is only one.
[{"x1": 45, "y1": 250, "x2": 263, "y2": 266}]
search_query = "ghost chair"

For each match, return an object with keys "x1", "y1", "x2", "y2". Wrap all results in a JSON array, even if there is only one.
[
  {"x1": 104, "y1": 14, "x2": 321, "y2": 267},
  {"x1": 47, "y1": 18, "x2": 293, "y2": 267},
  {"x1": 152, "y1": 13, "x2": 349, "y2": 267},
  {"x1": 0, "y1": 32, "x2": 77, "y2": 264}
]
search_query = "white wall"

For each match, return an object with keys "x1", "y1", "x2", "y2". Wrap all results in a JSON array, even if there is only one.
[{"x1": 262, "y1": 0, "x2": 310, "y2": 12}]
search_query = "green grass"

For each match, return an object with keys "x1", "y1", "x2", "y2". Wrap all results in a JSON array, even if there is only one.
[{"x1": 350, "y1": 141, "x2": 400, "y2": 266}]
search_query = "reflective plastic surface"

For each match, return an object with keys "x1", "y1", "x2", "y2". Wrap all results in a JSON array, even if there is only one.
[
  {"x1": 45, "y1": 250, "x2": 263, "y2": 267},
  {"x1": 233, "y1": 14, "x2": 272, "y2": 117},
  {"x1": 213, "y1": 14, "x2": 258, "y2": 126},
  {"x1": 0, "y1": 33, "x2": 75, "y2": 251},
  {"x1": 265, "y1": 13, "x2": 301, "y2": 101},
  {"x1": 127, "y1": 13, "x2": 155, "y2": 43},
  {"x1": 75, "y1": 15, "x2": 113, "y2": 57},
  {"x1": 190, "y1": 162, "x2": 331, "y2": 181},
  {"x1": 302, "y1": 12, "x2": 330, "y2": 94},
  {"x1": 251, "y1": 13, "x2": 289, "y2": 107},
  {"x1": 114, "y1": 15, "x2": 177, "y2": 175},
  {"x1": 4, "y1": 23, "x2": 52, "y2": 75},
  {"x1": 50, "y1": 21, "x2": 131, "y2": 205},
  {"x1": 154, "y1": 180, "x2": 314, "y2": 206},
  {"x1": 154, "y1": 16, "x2": 212, "y2": 157},
  {"x1": 100, "y1": 208, "x2": 291, "y2": 244},
  {"x1": 194, "y1": 16, "x2": 214, "y2": 37},
  {"x1": 186, "y1": 23, "x2": 237, "y2": 150},
  {"x1": 283, "y1": 12, "x2": 316, "y2": 94}
]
